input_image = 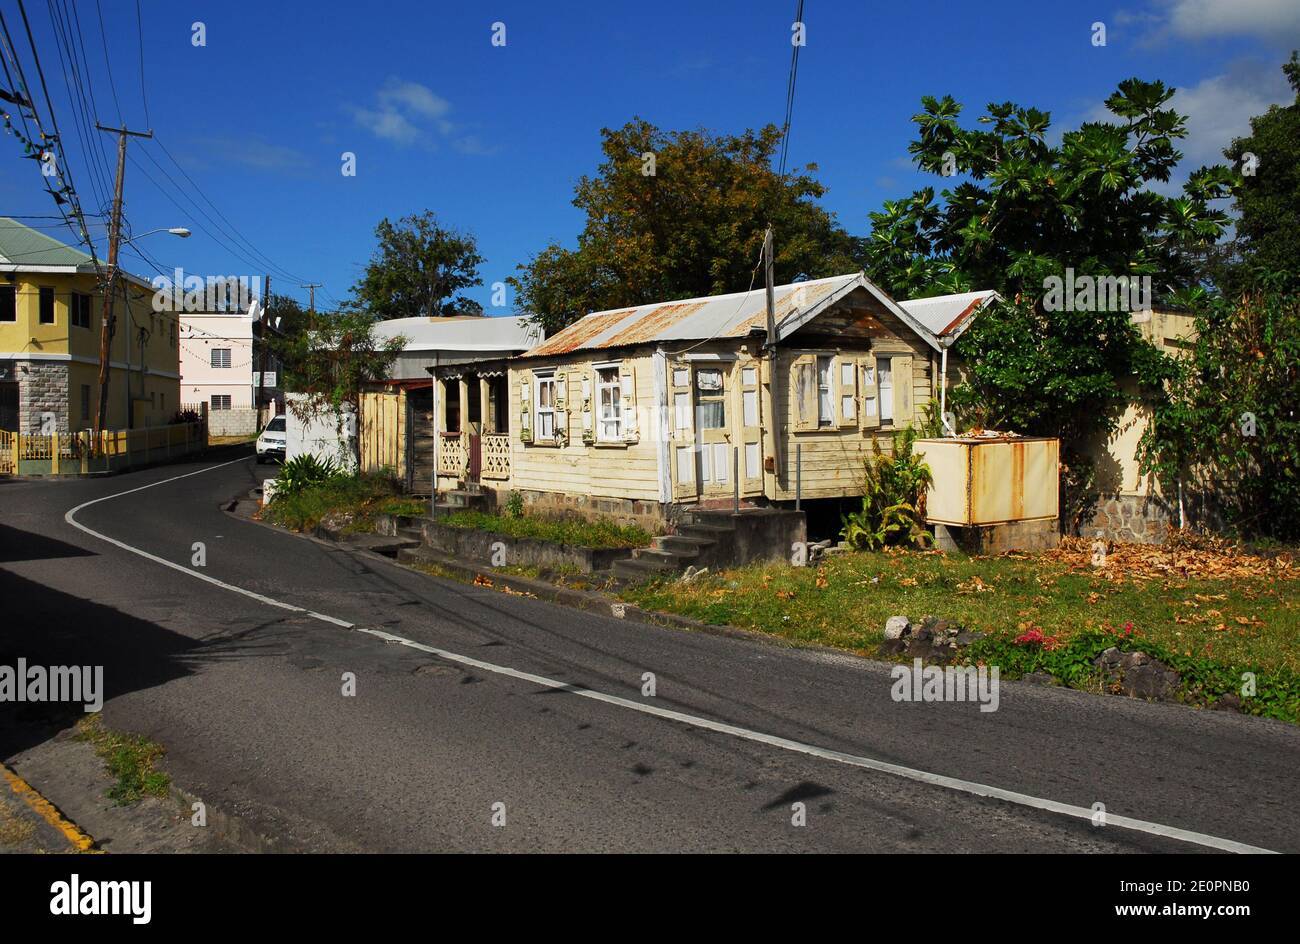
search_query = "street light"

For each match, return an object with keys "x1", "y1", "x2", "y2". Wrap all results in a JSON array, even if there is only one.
[{"x1": 123, "y1": 226, "x2": 191, "y2": 243}]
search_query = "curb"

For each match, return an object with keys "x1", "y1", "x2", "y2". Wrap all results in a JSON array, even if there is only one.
[{"x1": 2, "y1": 762, "x2": 99, "y2": 853}]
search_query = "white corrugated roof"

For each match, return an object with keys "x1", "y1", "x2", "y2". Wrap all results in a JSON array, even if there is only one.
[
  {"x1": 897, "y1": 290, "x2": 1000, "y2": 345},
  {"x1": 370, "y1": 314, "x2": 540, "y2": 352}
]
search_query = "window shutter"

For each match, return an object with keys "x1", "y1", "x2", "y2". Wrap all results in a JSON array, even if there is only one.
[
  {"x1": 792, "y1": 354, "x2": 817, "y2": 432},
  {"x1": 581, "y1": 369, "x2": 595, "y2": 444},
  {"x1": 555, "y1": 371, "x2": 569, "y2": 440},
  {"x1": 836, "y1": 356, "x2": 857, "y2": 427},
  {"x1": 518, "y1": 370, "x2": 532, "y2": 443},
  {"x1": 668, "y1": 362, "x2": 695, "y2": 498},
  {"x1": 892, "y1": 354, "x2": 914, "y2": 425},
  {"x1": 739, "y1": 359, "x2": 762, "y2": 485},
  {"x1": 620, "y1": 363, "x2": 638, "y2": 442},
  {"x1": 859, "y1": 353, "x2": 879, "y2": 430}
]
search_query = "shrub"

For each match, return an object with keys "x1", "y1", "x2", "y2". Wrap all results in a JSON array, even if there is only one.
[
  {"x1": 272, "y1": 454, "x2": 346, "y2": 500},
  {"x1": 840, "y1": 427, "x2": 934, "y2": 551}
]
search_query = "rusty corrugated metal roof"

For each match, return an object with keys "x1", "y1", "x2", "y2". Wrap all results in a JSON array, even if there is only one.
[{"x1": 518, "y1": 273, "x2": 865, "y2": 358}]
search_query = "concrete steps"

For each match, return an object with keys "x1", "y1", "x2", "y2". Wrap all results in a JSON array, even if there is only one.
[{"x1": 611, "y1": 515, "x2": 736, "y2": 582}]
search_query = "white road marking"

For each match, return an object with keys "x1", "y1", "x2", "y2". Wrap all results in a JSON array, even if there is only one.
[{"x1": 65, "y1": 458, "x2": 1279, "y2": 855}]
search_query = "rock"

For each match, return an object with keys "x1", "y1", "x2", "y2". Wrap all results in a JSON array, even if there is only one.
[
  {"x1": 877, "y1": 638, "x2": 908, "y2": 657},
  {"x1": 1213, "y1": 693, "x2": 1243, "y2": 713},
  {"x1": 1022, "y1": 671, "x2": 1056, "y2": 686},
  {"x1": 954, "y1": 630, "x2": 977, "y2": 647},
  {"x1": 884, "y1": 615, "x2": 911, "y2": 641},
  {"x1": 1093, "y1": 648, "x2": 1181, "y2": 701}
]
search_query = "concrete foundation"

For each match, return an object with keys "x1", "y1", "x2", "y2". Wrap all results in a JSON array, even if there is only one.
[{"x1": 933, "y1": 517, "x2": 1060, "y2": 555}]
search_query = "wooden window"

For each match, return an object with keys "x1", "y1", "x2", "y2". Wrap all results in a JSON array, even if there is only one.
[
  {"x1": 816, "y1": 355, "x2": 833, "y2": 426},
  {"x1": 596, "y1": 365, "x2": 622, "y2": 441},
  {"x1": 694, "y1": 367, "x2": 725, "y2": 430},
  {"x1": 0, "y1": 285, "x2": 14, "y2": 322},
  {"x1": 878, "y1": 357, "x2": 893, "y2": 423},
  {"x1": 38, "y1": 286, "x2": 54, "y2": 324},
  {"x1": 534, "y1": 372, "x2": 556, "y2": 439}
]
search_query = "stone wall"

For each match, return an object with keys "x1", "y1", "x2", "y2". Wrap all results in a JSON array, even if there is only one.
[
  {"x1": 18, "y1": 360, "x2": 69, "y2": 434},
  {"x1": 485, "y1": 487, "x2": 669, "y2": 531},
  {"x1": 1083, "y1": 493, "x2": 1174, "y2": 543}
]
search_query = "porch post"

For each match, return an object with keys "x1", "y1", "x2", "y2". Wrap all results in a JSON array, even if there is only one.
[{"x1": 479, "y1": 376, "x2": 491, "y2": 434}]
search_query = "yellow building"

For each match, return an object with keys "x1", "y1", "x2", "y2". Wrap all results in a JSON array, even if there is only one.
[{"x1": 0, "y1": 218, "x2": 179, "y2": 434}]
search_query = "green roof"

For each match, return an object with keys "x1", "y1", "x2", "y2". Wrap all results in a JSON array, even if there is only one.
[{"x1": 0, "y1": 217, "x2": 95, "y2": 267}]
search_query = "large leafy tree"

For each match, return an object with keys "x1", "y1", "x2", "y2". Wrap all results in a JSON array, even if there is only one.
[
  {"x1": 866, "y1": 79, "x2": 1235, "y2": 301},
  {"x1": 866, "y1": 80, "x2": 1235, "y2": 451},
  {"x1": 510, "y1": 118, "x2": 862, "y2": 336},
  {"x1": 1219, "y1": 52, "x2": 1300, "y2": 295},
  {"x1": 352, "y1": 211, "x2": 485, "y2": 319}
]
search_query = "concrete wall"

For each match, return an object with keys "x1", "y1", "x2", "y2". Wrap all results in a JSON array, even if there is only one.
[
  {"x1": 207, "y1": 407, "x2": 258, "y2": 437},
  {"x1": 285, "y1": 393, "x2": 356, "y2": 470}
]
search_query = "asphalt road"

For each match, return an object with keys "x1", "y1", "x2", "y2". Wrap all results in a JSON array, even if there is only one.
[{"x1": 2, "y1": 453, "x2": 1298, "y2": 853}]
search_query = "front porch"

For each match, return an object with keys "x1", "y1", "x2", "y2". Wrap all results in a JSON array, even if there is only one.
[{"x1": 431, "y1": 361, "x2": 512, "y2": 492}]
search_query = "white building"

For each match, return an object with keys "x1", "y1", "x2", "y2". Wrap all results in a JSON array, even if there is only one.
[{"x1": 179, "y1": 308, "x2": 259, "y2": 435}]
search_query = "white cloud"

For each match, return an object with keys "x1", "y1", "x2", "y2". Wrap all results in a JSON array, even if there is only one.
[
  {"x1": 350, "y1": 78, "x2": 459, "y2": 147},
  {"x1": 1161, "y1": 0, "x2": 1300, "y2": 40}
]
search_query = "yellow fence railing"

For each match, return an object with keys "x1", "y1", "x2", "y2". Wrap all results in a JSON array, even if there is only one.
[{"x1": 0, "y1": 421, "x2": 205, "y2": 475}]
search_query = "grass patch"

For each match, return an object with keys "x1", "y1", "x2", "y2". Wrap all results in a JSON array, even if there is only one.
[
  {"x1": 620, "y1": 543, "x2": 1300, "y2": 722},
  {"x1": 74, "y1": 715, "x2": 171, "y2": 805},
  {"x1": 436, "y1": 509, "x2": 652, "y2": 550},
  {"x1": 263, "y1": 471, "x2": 424, "y2": 533}
]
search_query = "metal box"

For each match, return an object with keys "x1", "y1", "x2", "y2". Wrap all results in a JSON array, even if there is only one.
[{"x1": 913, "y1": 436, "x2": 1059, "y2": 527}]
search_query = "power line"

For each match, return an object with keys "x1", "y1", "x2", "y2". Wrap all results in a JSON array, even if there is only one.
[
  {"x1": 92, "y1": 0, "x2": 122, "y2": 125},
  {"x1": 777, "y1": 0, "x2": 806, "y2": 180},
  {"x1": 134, "y1": 0, "x2": 148, "y2": 126},
  {"x1": 45, "y1": 0, "x2": 111, "y2": 210}
]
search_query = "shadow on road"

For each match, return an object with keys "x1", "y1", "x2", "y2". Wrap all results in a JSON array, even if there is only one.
[{"x1": 1, "y1": 522, "x2": 216, "y2": 762}]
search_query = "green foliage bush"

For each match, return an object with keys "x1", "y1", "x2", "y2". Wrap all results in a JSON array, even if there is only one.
[
  {"x1": 840, "y1": 427, "x2": 934, "y2": 551},
  {"x1": 272, "y1": 454, "x2": 346, "y2": 499},
  {"x1": 439, "y1": 510, "x2": 651, "y2": 550}
]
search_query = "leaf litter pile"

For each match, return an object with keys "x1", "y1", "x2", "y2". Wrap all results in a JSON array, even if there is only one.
[{"x1": 1043, "y1": 534, "x2": 1298, "y2": 585}]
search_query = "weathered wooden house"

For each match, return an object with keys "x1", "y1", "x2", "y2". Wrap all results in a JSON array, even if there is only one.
[{"x1": 430, "y1": 273, "x2": 998, "y2": 528}]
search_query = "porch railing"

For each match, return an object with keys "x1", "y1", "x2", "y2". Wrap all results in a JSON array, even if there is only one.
[
  {"x1": 482, "y1": 433, "x2": 510, "y2": 480},
  {"x1": 438, "y1": 431, "x2": 466, "y2": 478}
]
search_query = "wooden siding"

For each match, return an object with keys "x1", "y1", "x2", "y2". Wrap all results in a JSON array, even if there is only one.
[{"x1": 507, "y1": 352, "x2": 662, "y2": 502}]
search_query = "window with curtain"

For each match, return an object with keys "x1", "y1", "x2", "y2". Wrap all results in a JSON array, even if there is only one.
[
  {"x1": 878, "y1": 357, "x2": 893, "y2": 423},
  {"x1": 816, "y1": 356, "x2": 833, "y2": 426},
  {"x1": 695, "y1": 368, "x2": 725, "y2": 429},
  {"x1": 535, "y1": 373, "x2": 556, "y2": 438},
  {"x1": 596, "y1": 366, "x2": 622, "y2": 440}
]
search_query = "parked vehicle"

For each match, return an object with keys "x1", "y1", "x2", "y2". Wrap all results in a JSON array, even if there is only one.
[{"x1": 255, "y1": 416, "x2": 287, "y2": 463}]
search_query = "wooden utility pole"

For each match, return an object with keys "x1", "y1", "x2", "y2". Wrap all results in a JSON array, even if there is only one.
[
  {"x1": 92, "y1": 123, "x2": 152, "y2": 451},
  {"x1": 762, "y1": 225, "x2": 782, "y2": 487}
]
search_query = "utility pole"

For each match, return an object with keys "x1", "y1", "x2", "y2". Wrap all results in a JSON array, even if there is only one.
[
  {"x1": 92, "y1": 123, "x2": 152, "y2": 451},
  {"x1": 257, "y1": 274, "x2": 270, "y2": 425},
  {"x1": 301, "y1": 282, "x2": 321, "y2": 316},
  {"x1": 762, "y1": 225, "x2": 783, "y2": 490}
]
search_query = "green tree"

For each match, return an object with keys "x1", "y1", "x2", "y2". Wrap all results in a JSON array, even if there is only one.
[
  {"x1": 1139, "y1": 289, "x2": 1300, "y2": 539},
  {"x1": 264, "y1": 291, "x2": 310, "y2": 339},
  {"x1": 352, "y1": 211, "x2": 484, "y2": 319},
  {"x1": 510, "y1": 118, "x2": 862, "y2": 336},
  {"x1": 275, "y1": 309, "x2": 406, "y2": 461},
  {"x1": 1220, "y1": 52, "x2": 1300, "y2": 295},
  {"x1": 866, "y1": 79, "x2": 1235, "y2": 451},
  {"x1": 866, "y1": 79, "x2": 1235, "y2": 301}
]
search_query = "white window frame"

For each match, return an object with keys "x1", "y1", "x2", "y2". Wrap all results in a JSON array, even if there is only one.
[
  {"x1": 534, "y1": 371, "x2": 557, "y2": 441},
  {"x1": 877, "y1": 356, "x2": 894, "y2": 424},
  {"x1": 816, "y1": 355, "x2": 833, "y2": 427},
  {"x1": 595, "y1": 363, "x2": 622, "y2": 442}
]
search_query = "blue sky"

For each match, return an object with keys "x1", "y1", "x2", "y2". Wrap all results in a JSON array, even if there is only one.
[{"x1": 2, "y1": 0, "x2": 1296, "y2": 310}]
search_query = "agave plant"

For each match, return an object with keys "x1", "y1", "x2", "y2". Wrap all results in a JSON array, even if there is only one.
[
  {"x1": 272, "y1": 453, "x2": 346, "y2": 499},
  {"x1": 840, "y1": 427, "x2": 934, "y2": 551}
]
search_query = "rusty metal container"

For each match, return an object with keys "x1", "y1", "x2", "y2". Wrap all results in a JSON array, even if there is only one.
[{"x1": 913, "y1": 436, "x2": 1059, "y2": 526}]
